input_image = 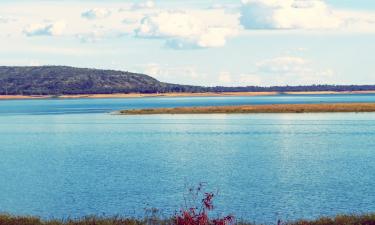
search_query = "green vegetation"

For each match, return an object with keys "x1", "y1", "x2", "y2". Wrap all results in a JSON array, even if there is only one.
[
  {"x1": 0, "y1": 66, "x2": 199, "y2": 95},
  {"x1": 119, "y1": 103, "x2": 375, "y2": 115},
  {"x1": 0, "y1": 185, "x2": 373, "y2": 225},
  {"x1": 0, "y1": 214, "x2": 168, "y2": 225},
  {"x1": 2, "y1": 66, "x2": 375, "y2": 95},
  {"x1": 2, "y1": 214, "x2": 375, "y2": 225}
]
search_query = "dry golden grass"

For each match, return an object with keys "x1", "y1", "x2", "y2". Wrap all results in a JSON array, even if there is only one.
[{"x1": 120, "y1": 103, "x2": 375, "y2": 115}]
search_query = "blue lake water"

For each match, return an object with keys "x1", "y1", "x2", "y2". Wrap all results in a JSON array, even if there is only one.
[
  {"x1": 1, "y1": 94, "x2": 375, "y2": 224},
  {"x1": 1, "y1": 93, "x2": 375, "y2": 115}
]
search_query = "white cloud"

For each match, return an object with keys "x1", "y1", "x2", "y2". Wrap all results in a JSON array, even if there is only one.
[
  {"x1": 132, "y1": 1, "x2": 156, "y2": 10},
  {"x1": 76, "y1": 32, "x2": 102, "y2": 43},
  {"x1": 217, "y1": 72, "x2": 263, "y2": 86},
  {"x1": 0, "y1": 16, "x2": 16, "y2": 23},
  {"x1": 238, "y1": 74, "x2": 263, "y2": 86},
  {"x1": 142, "y1": 63, "x2": 205, "y2": 84},
  {"x1": 240, "y1": 0, "x2": 375, "y2": 32},
  {"x1": 256, "y1": 56, "x2": 309, "y2": 74},
  {"x1": 218, "y1": 72, "x2": 233, "y2": 84},
  {"x1": 0, "y1": 17, "x2": 7, "y2": 23},
  {"x1": 254, "y1": 55, "x2": 336, "y2": 85},
  {"x1": 28, "y1": 60, "x2": 42, "y2": 66},
  {"x1": 135, "y1": 9, "x2": 240, "y2": 48},
  {"x1": 141, "y1": 56, "x2": 336, "y2": 86},
  {"x1": 337, "y1": 10, "x2": 375, "y2": 32},
  {"x1": 211, "y1": 56, "x2": 337, "y2": 86},
  {"x1": 81, "y1": 8, "x2": 111, "y2": 20},
  {"x1": 23, "y1": 21, "x2": 66, "y2": 36},
  {"x1": 240, "y1": 0, "x2": 340, "y2": 29}
]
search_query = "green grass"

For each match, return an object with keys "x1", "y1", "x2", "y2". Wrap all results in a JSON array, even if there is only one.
[
  {"x1": 2, "y1": 214, "x2": 375, "y2": 225},
  {"x1": 0, "y1": 214, "x2": 170, "y2": 225}
]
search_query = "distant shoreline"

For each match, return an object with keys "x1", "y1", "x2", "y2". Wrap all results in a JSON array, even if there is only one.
[
  {"x1": 119, "y1": 103, "x2": 375, "y2": 115},
  {"x1": 1, "y1": 90, "x2": 375, "y2": 100}
]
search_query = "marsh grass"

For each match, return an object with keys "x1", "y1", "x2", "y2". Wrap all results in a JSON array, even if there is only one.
[
  {"x1": 2, "y1": 186, "x2": 375, "y2": 225},
  {"x1": 119, "y1": 103, "x2": 375, "y2": 115},
  {"x1": 2, "y1": 214, "x2": 375, "y2": 225},
  {"x1": 0, "y1": 214, "x2": 171, "y2": 225}
]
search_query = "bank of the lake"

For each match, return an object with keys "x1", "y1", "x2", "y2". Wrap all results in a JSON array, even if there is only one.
[
  {"x1": 119, "y1": 103, "x2": 375, "y2": 115},
  {"x1": 2, "y1": 91, "x2": 375, "y2": 100},
  {"x1": 2, "y1": 213, "x2": 375, "y2": 225},
  {"x1": 0, "y1": 92, "x2": 276, "y2": 100}
]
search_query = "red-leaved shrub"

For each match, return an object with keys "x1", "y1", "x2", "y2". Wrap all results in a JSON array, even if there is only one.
[{"x1": 174, "y1": 183, "x2": 234, "y2": 225}]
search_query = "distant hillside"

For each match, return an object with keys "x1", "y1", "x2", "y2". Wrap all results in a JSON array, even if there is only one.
[
  {"x1": 0, "y1": 66, "x2": 375, "y2": 95},
  {"x1": 0, "y1": 66, "x2": 200, "y2": 95}
]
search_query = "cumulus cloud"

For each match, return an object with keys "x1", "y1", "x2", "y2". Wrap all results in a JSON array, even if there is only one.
[
  {"x1": 144, "y1": 63, "x2": 200, "y2": 79},
  {"x1": 132, "y1": 1, "x2": 156, "y2": 10},
  {"x1": 240, "y1": 0, "x2": 375, "y2": 32},
  {"x1": 0, "y1": 16, "x2": 16, "y2": 23},
  {"x1": 214, "y1": 56, "x2": 336, "y2": 86},
  {"x1": 254, "y1": 55, "x2": 336, "y2": 85},
  {"x1": 256, "y1": 56, "x2": 310, "y2": 74},
  {"x1": 143, "y1": 63, "x2": 205, "y2": 84},
  {"x1": 23, "y1": 21, "x2": 66, "y2": 36},
  {"x1": 135, "y1": 9, "x2": 240, "y2": 49},
  {"x1": 240, "y1": 0, "x2": 341, "y2": 29},
  {"x1": 81, "y1": 8, "x2": 111, "y2": 20},
  {"x1": 140, "y1": 55, "x2": 336, "y2": 86},
  {"x1": 217, "y1": 72, "x2": 263, "y2": 86},
  {"x1": 218, "y1": 72, "x2": 233, "y2": 84},
  {"x1": 0, "y1": 17, "x2": 7, "y2": 23},
  {"x1": 238, "y1": 74, "x2": 263, "y2": 86},
  {"x1": 76, "y1": 32, "x2": 102, "y2": 43},
  {"x1": 337, "y1": 10, "x2": 375, "y2": 32}
]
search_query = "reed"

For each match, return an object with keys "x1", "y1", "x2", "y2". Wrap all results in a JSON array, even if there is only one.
[
  {"x1": 2, "y1": 214, "x2": 375, "y2": 225},
  {"x1": 120, "y1": 103, "x2": 375, "y2": 115}
]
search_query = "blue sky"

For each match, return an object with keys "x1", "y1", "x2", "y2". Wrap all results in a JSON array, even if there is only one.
[
  {"x1": 0, "y1": 0, "x2": 374, "y2": 86},
  {"x1": 327, "y1": 0, "x2": 375, "y2": 10}
]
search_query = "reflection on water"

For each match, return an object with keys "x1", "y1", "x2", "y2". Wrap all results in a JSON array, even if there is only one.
[
  {"x1": 1, "y1": 94, "x2": 375, "y2": 115},
  {"x1": 0, "y1": 98, "x2": 375, "y2": 224}
]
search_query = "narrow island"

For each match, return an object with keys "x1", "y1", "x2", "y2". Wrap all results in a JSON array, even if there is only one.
[{"x1": 119, "y1": 103, "x2": 375, "y2": 115}]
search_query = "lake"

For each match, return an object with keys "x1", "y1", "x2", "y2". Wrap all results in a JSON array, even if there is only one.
[
  {"x1": 2, "y1": 93, "x2": 375, "y2": 115},
  {"x1": 1, "y1": 94, "x2": 375, "y2": 224}
]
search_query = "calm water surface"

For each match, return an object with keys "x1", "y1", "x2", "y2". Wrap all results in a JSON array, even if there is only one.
[
  {"x1": 1, "y1": 93, "x2": 375, "y2": 115},
  {"x1": 1, "y1": 95, "x2": 375, "y2": 224}
]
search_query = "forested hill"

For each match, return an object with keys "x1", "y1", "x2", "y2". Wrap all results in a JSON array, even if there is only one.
[
  {"x1": 0, "y1": 66, "x2": 375, "y2": 95},
  {"x1": 0, "y1": 66, "x2": 200, "y2": 95}
]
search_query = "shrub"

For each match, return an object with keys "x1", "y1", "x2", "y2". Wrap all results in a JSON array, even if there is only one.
[{"x1": 174, "y1": 183, "x2": 234, "y2": 225}]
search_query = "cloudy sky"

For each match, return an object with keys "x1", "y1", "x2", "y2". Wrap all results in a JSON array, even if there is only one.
[{"x1": 0, "y1": 0, "x2": 374, "y2": 86}]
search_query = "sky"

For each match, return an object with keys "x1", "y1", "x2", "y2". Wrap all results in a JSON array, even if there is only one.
[{"x1": 0, "y1": 0, "x2": 374, "y2": 87}]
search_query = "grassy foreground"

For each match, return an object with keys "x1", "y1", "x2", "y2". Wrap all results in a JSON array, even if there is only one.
[
  {"x1": 119, "y1": 103, "x2": 375, "y2": 115},
  {"x1": 2, "y1": 214, "x2": 375, "y2": 225}
]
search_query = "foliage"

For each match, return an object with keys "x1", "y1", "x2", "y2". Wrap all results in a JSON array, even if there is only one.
[
  {"x1": 174, "y1": 183, "x2": 234, "y2": 225},
  {"x1": 0, "y1": 66, "x2": 198, "y2": 95},
  {"x1": 2, "y1": 213, "x2": 375, "y2": 225},
  {"x1": 1, "y1": 66, "x2": 375, "y2": 95}
]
